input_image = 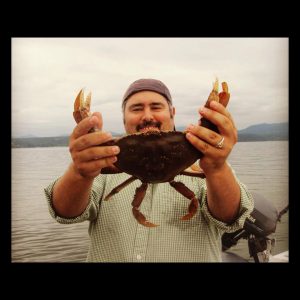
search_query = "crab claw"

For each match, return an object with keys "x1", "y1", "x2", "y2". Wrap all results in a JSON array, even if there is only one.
[
  {"x1": 205, "y1": 78, "x2": 220, "y2": 106},
  {"x1": 219, "y1": 82, "x2": 230, "y2": 108},
  {"x1": 205, "y1": 78, "x2": 230, "y2": 108},
  {"x1": 213, "y1": 77, "x2": 219, "y2": 93},
  {"x1": 73, "y1": 88, "x2": 92, "y2": 124},
  {"x1": 200, "y1": 79, "x2": 230, "y2": 131}
]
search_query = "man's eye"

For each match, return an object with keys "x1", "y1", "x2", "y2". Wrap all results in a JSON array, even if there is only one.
[{"x1": 152, "y1": 106, "x2": 162, "y2": 110}]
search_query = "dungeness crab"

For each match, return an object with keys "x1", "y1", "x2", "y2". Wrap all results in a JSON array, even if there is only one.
[{"x1": 73, "y1": 79, "x2": 230, "y2": 227}]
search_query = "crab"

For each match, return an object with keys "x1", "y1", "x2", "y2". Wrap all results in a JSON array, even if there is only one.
[{"x1": 73, "y1": 79, "x2": 230, "y2": 227}]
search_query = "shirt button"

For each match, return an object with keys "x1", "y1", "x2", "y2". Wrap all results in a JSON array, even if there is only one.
[{"x1": 136, "y1": 254, "x2": 142, "y2": 260}]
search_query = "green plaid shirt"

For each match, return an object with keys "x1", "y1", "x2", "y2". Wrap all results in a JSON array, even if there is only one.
[{"x1": 44, "y1": 171, "x2": 254, "y2": 262}]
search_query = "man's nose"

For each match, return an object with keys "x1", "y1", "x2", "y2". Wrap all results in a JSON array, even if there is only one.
[{"x1": 141, "y1": 108, "x2": 154, "y2": 121}]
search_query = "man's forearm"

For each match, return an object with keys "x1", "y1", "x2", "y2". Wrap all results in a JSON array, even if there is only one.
[
  {"x1": 205, "y1": 162, "x2": 241, "y2": 223},
  {"x1": 52, "y1": 163, "x2": 94, "y2": 218}
]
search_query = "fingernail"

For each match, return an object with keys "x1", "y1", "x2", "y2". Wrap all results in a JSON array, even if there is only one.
[
  {"x1": 200, "y1": 107, "x2": 208, "y2": 114},
  {"x1": 210, "y1": 100, "x2": 218, "y2": 108},
  {"x1": 106, "y1": 132, "x2": 112, "y2": 139},
  {"x1": 186, "y1": 132, "x2": 192, "y2": 139},
  {"x1": 186, "y1": 124, "x2": 195, "y2": 131},
  {"x1": 90, "y1": 116, "x2": 97, "y2": 124},
  {"x1": 112, "y1": 146, "x2": 120, "y2": 154}
]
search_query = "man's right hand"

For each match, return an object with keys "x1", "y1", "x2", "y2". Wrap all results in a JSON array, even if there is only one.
[{"x1": 69, "y1": 112, "x2": 120, "y2": 179}]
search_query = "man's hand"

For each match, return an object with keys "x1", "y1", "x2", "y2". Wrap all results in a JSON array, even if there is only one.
[
  {"x1": 69, "y1": 112, "x2": 120, "y2": 179},
  {"x1": 185, "y1": 100, "x2": 240, "y2": 223},
  {"x1": 185, "y1": 100, "x2": 238, "y2": 175}
]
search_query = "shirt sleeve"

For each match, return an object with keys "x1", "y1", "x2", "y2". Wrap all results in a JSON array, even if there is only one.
[
  {"x1": 44, "y1": 175, "x2": 105, "y2": 224},
  {"x1": 200, "y1": 180, "x2": 254, "y2": 233},
  {"x1": 198, "y1": 162, "x2": 254, "y2": 233}
]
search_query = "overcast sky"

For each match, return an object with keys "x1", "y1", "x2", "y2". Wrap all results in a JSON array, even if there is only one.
[{"x1": 12, "y1": 38, "x2": 288, "y2": 137}]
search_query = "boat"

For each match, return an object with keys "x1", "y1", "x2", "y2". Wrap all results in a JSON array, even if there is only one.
[
  {"x1": 268, "y1": 251, "x2": 289, "y2": 262},
  {"x1": 221, "y1": 192, "x2": 288, "y2": 263}
]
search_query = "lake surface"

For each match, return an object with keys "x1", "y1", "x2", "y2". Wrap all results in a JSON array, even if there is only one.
[{"x1": 11, "y1": 141, "x2": 289, "y2": 262}]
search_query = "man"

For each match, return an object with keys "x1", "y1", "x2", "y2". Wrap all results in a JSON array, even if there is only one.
[{"x1": 44, "y1": 78, "x2": 254, "y2": 262}]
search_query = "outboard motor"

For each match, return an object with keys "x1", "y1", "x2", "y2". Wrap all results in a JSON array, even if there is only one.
[{"x1": 222, "y1": 192, "x2": 287, "y2": 262}]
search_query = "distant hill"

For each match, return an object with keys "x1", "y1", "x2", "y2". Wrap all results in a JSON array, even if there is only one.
[
  {"x1": 11, "y1": 123, "x2": 288, "y2": 148},
  {"x1": 177, "y1": 122, "x2": 288, "y2": 142},
  {"x1": 237, "y1": 122, "x2": 288, "y2": 141},
  {"x1": 11, "y1": 136, "x2": 70, "y2": 148}
]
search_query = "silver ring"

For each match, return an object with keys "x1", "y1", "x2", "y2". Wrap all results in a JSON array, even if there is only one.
[{"x1": 215, "y1": 136, "x2": 224, "y2": 149}]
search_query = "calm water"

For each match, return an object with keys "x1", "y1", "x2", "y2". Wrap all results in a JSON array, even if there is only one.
[{"x1": 11, "y1": 141, "x2": 288, "y2": 262}]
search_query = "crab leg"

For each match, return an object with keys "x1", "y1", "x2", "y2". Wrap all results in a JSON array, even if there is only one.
[
  {"x1": 132, "y1": 183, "x2": 158, "y2": 227},
  {"x1": 169, "y1": 181, "x2": 199, "y2": 220},
  {"x1": 104, "y1": 176, "x2": 138, "y2": 201}
]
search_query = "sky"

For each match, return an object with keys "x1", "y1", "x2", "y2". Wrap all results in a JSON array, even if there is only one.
[{"x1": 12, "y1": 38, "x2": 288, "y2": 137}]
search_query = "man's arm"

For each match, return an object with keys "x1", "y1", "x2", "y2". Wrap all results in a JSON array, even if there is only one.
[
  {"x1": 186, "y1": 100, "x2": 240, "y2": 223},
  {"x1": 52, "y1": 112, "x2": 119, "y2": 218},
  {"x1": 204, "y1": 163, "x2": 240, "y2": 223},
  {"x1": 52, "y1": 163, "x2": 94, "y2": 218}
]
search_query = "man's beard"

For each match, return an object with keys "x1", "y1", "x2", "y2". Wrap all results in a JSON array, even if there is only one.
[{"x1": 136, "y1": 120, "x2": 162, "y2": 132}]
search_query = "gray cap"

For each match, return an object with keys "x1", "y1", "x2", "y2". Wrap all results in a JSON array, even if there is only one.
[{"x1": 122, "y1": 79, "x2": 173, "y2": 108}]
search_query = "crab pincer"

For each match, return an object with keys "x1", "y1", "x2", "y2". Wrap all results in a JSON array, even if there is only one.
[
  {"x1": 73, "y1": 88, "x2": 93, "y2": 126},
  {"x1": 200, "y1": 79, "x2": 230, "y2": 132}
]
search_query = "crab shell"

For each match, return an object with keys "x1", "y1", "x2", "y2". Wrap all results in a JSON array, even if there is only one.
[{"x1": 102, "y1": 131, "x2": 202, "y2": 183}]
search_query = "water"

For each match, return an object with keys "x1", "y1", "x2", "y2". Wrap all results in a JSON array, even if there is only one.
[
  {"x1": 12, "y1": 147, "x2": 90, "y2": 262},
  {"x1": 227, "y1": 141, "x2": 289, "y2": 260},
  {"x1": 11, "y1": 141, "x2": 289, "y2": 262}
]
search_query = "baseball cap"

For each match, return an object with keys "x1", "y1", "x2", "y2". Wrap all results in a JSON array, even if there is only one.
[{"x1": 122, "y1": 78, "x2": 173, "y2": 109}]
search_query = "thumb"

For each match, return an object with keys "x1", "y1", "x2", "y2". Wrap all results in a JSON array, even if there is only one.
[{"x1": 91, "y1": 112, "x2": 103, "y2": 131}]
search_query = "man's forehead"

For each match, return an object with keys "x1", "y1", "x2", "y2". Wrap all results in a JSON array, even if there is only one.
[{"x1": 125, "y1": 91, "x2": 169, "y2": 106}]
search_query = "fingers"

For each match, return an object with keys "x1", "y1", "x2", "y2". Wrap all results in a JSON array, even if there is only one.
[
  {"x1": 70, "y1": 136, "x2": 120, "y2": 178},
  {"x1": 75, "y1": 156, "x2": 118, "y2": 177},
  {"x1": 185, "y1": 126, "x2": 227, "y2": 156},
  {"x1": 198, "y1": 101, "x2": 237, "y2": 142},
  {"x1": 69, "y1": 111, "x2": 120, "y2": 178},
  {"x1": 91, "y1": 112, "x2": 103, "y2": 130},
  {"x1": 186, "y1": 124, "x2": 222, "y2": 147},
  {"x1": 186, "y1": 100, "x2": 238, "y2": 154},
  {"x1": 201, "y1": 100, "x2": 235, "y2": 127},
  {"x1": 186, "y1": 132, "x2": 212, "y2": 155},
  {"x1": 71, "y1": 131, "x2": 113, "y2": 152},
  {"x1": 70, "y1": 130, "x2": 120, "y2": 165},
  {"x1": 71, "y1": 113, "x2": 103, "y2": 140},
  {"x1": 73, "y1": 144, "x2": 120, "y2": 163}
]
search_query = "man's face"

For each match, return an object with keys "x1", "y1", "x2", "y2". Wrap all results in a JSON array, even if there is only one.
[{"x1": 123, "y1": 91, "x2": 175, "y2": 134}]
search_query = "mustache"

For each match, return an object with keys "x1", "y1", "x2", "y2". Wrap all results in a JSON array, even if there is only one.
[{"x1": 136, "y1": 120, "x2": 162, "y2": 132}]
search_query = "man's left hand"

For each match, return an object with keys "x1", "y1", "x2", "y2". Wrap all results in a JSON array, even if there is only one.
[{"x1": 185, "y1": 100, "x2": 238, "y2": 175}]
